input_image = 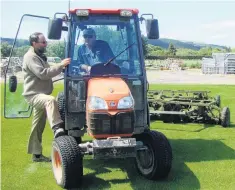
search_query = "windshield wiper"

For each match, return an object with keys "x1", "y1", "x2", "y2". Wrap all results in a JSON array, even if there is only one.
[{"x1": 104, "y1": 42, "x2": 135, "y2": 66}]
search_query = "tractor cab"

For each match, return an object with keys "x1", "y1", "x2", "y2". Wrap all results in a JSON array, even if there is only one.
[
  {"x1": 66, "y1": 9, "x2": 145, "y2": 77},
  {"x1": 3, "y1": 8, "x2": 172, "y2": 189},
  {"x1": 52, "y1": 9, "x2": 159, "y2": 138}
]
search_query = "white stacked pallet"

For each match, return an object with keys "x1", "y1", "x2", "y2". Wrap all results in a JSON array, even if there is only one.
[
  {"x1": 225, "y1": 54, "x2": 235, "y2": 74},
  {"x1": 202, "y1": 57, "x2": 216, "y2": 74},
  {"x1": 202, "y1": 53, "x2": 235, "y2": 74}
]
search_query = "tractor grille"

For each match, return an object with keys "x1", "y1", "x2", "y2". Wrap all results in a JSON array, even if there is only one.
[
  {"x1": 115, "y1": 112, "x2": 134, "y2": 134},
  {"x1": 88, "y1": 112, "x2": 134, "y2": 137},
  {"x1": 89, "y1": 113, "x2": 111, "y2": 134}
]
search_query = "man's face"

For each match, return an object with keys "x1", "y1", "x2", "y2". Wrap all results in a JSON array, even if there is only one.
[
  {"x1": 33, "y1": 34, "x2": 47, "y2": 53},
  {"x1": 83, "y1": 34, "x2": 96, "y2": 48}
]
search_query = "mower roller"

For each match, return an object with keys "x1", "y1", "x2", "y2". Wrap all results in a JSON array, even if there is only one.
[{"x1": 148, "y1": 90, "x2": 230, "y2": 127}]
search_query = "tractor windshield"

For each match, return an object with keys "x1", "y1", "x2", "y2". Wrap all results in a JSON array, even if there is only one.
[{"x1": 69, "y1": 14, "x2": 142, "y2": 76}]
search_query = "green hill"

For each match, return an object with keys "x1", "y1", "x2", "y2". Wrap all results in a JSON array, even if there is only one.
[
  {"x1": 148, "y1": 38, "x2": 227, "y2": 50},
  {"x1": 0, "y1": 37, "x2": 29, "y2": 47},
  {"x1": 0, "y1": 37, "x2": 228, "y2": 50}
]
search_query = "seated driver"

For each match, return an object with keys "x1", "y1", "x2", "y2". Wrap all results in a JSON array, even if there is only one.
[{"x1": 77, "y1": 28, "x2": 115, "y2": 73}]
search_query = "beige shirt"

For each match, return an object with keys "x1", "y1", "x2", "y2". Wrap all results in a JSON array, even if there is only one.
[{"x1": 22, "y1": 47, "x2": 64, "y2": 97}]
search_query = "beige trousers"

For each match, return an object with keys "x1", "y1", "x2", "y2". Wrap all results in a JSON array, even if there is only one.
[{"x1": 25, "y1": 94, "x2": 63, "y2": 155}]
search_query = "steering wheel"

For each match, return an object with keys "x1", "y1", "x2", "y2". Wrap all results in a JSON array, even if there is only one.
[
  {"x1": 90, "y1": 63, "x2": 121, "y2": 75},
  {"x1": 71, "y1": 65, "x2": 87, "y2": 75}
]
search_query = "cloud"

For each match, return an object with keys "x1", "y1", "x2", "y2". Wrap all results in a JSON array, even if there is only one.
[
  {"x1": 151, "y1": 19, "x2": 235, "y2": 47},
  {"x1": 210, "y1": 34, "x2": 228, "y2": 39},
  {"x1": 159, "y1": 34, "x2": 179, "y2": 39},
  {"x1": 196, "y1": 20, "x2": 235, "y2": 46},
  {"x1": 202, "y1": 20, "x2": 235, "y2": 30}
]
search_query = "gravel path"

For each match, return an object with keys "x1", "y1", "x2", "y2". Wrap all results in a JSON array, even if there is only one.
[{"x1": 146, "y1": 69, "x2": 235, "y2": 84}]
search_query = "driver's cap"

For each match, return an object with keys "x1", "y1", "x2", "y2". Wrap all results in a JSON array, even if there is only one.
[{"x1": 83, "y1": 28, "x2": 96, "y2": 36}]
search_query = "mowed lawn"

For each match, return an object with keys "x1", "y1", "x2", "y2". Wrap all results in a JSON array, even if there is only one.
[{"x1": 1, "y1": 83, "x2": 235, "y2": 190}]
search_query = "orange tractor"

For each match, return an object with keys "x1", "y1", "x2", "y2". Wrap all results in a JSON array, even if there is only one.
[{"x1": 4, "y1": 8, "x2": 172, "y2": 189}]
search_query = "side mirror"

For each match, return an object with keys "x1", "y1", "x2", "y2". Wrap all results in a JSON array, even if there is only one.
[
  {"x1": 9, "y1": 75, "x2": 17, "y2": 92},
  {"x1": 145, "y1": 19, "x2": 159, "y2": 39},
  {"x1": 48, "y1": 18, "x2": 63, "y2": 40}
]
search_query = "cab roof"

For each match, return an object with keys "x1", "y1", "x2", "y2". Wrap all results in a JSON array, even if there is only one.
[{"x1": 69, "y1": 9, "x2": 139, "y2": 14}]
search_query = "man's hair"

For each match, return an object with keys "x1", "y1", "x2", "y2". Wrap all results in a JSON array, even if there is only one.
[{"x1": 29, "y1": 32, "x2": 43, "y2": 46}]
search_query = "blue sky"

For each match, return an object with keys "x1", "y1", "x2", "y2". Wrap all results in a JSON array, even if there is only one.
[{"x1": 1, "y1": 0, "x2": 235, "y2": 47}]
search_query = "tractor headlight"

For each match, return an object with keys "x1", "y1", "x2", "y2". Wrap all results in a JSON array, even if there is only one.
[
  {"x1": 117, "y1": 96, "x2": 134, "y2": 109},
  {"x1": 76, "y1": 9, "x2": 89, "y2": 16},
  {"x1": 120, "y1": 10, "x2": 133, "y2": 17},
  {"x1": 89, "y1": 96, "x2": 108, "y2": 110}
]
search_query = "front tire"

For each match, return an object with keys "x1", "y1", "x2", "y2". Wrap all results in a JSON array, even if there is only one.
[
  {"x1": 134, "y1": 130, "x2": 172, "y2": 179},
  {"x1": 51, "y1": 136, "x2": 83, "y2": 189}
]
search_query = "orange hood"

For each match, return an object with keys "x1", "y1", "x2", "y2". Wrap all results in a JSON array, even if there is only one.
[
  {"x1": 87, "y1": 77, "x2": 130, "y2": 100},
  {"x1": 86, "y1": 77, "x2": 134, "y2": 113}
]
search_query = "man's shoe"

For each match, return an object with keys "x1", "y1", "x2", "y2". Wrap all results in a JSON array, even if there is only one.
[
  {"x1": 53, "y1": 123, "x2": 66, "y2": 138},
  {"x1": 54, "y1": 128, "x2": 66, "y2": 138},
  {"x1": 32, "y1": 154, "x2": 51, "y2": 162}
]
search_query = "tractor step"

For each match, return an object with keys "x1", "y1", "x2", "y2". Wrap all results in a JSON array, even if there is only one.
[
  {"x1": 93, "y1": 137, "x2": 136, "y2": 159},
  {"x1": 79, "y1": 137, "x2": 137, "y2": 159}
]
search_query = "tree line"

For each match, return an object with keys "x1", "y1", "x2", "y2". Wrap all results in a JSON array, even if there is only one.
[
  {"x1": 141, "y1": 36, "x2": 235, "y2": 59},
  {"x1": 1, "y1": 41, "x2": 66, "y2": 59},
  {"x1": 1, "y1": 36, "x2": 235, "y2": 59}
]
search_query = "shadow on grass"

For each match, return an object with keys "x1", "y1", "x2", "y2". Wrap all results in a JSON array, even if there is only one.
[
  {"x1": 171, "y1": 138, "x2": 235, "y2": 162},
  {"x1": 193, "y1": 124, "x2": 220, "y2": 132},
  {"x1": 151, "y1": 123, "x2": 216, "y2": 133},
  {"x1": 153, "y1": 122, "x2": 235, "y2": 132},
  {"x1": 81, "y1": 173, "x2": 112, "y2": 190},
  {"x1": 151, "y1": 119, "x2": 233, "y2": 132},
  {"x1": 66, "y1": 169, "x2": 113, "y2": 190},
  {"x1": 74, "y1": 137, "x2": 235, "y2": 190},
  {"x1": 78, "y1": 157, "x2": 199, "y2": 190},
  {"x1": 72, "y1": 142, "x2": 203, "y2": 190},
  {"x1": 229, "y1": 123, "x2": 235, "y2": 128}
]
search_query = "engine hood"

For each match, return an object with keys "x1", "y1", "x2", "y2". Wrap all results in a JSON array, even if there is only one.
[{"x1": 87, "y1": 77, "x2": 130, "y2": 100}]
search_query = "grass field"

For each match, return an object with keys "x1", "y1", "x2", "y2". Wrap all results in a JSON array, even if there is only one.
[{"x1": 1, "y1": 83, "x2": 235, "y2": 190}]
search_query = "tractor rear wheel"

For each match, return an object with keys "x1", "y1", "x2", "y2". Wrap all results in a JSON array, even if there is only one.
[
  {"x1": 56, "y1": 92, "x2": 82, "y2": 144},
  {"x1": 215, "y1": 95, "x2": 221, "y2": 107},
  {"x1": 52, "y1": 136, "x2": 83, "y2": 189},
  {"x1": 220, "y1": 107, "x2": 230, "y2": 127},
  {"x1": 134, "y1": 130, "x2": 172, "y2": 179},
  {"x1": 56, "y1": 92, "x2": 65, "y2": 121}
]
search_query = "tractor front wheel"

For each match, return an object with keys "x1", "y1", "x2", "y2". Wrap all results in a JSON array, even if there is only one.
[
  {"x1": 134, "y1": 130, "x2": 172, "y2": 180},
  {"x1": 52, "y1": 136, "x2": 83, "y2": 189}
]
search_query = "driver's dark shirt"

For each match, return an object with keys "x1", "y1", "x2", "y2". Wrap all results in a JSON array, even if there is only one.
[{"x1": 77, "y1": 40, "x2": 114, "y2": 66}]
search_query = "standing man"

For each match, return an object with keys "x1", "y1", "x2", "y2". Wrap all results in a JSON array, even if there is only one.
[{"x1": 22, "y1": 32, "x2": 70, "y2": 162}]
